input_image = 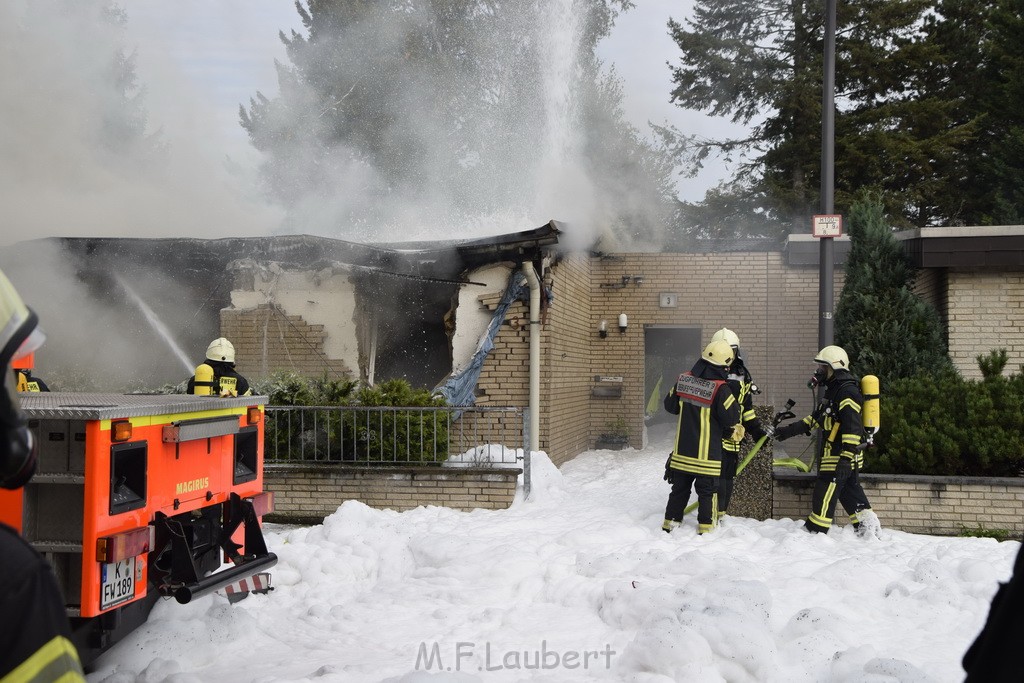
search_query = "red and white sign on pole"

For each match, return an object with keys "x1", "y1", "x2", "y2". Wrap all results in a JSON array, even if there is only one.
[{"x1": 812, "y1": 214, "x2": 842, "y2": 238}]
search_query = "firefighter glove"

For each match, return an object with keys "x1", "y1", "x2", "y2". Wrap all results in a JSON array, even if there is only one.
[
  {"x1": 748, "y1": 422, "x2": 769, "y2": 441},
  {"x1": 729, "y1": 423, "x2": 745, "y2": 443},
  {"x1": 774, "y1": 421, "x2": 805, "y2": 442},
  {"x1": 663, "y1": 454, "x2": 674, "y2": 483}
]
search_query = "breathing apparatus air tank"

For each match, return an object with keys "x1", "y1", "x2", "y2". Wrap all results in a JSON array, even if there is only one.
[
  {"x1": 861, "y1": 374, "x2": 880, "y2": 446},
  {"x1": 191, "y1": 363, "x2": 216, "y2": 396}
]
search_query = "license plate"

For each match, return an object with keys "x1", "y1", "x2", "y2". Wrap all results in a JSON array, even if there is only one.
[{"x1": 100, "y1": 558, "x2": 136, "y2": 611}]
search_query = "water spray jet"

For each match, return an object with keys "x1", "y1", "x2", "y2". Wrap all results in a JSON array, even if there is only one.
[{"x1": 114, "y1": 274, "x2": 195, "y2": 374}]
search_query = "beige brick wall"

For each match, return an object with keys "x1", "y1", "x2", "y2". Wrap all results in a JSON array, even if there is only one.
[
  {"x1": 469, "y1": 250, "x2": 844, "y2": 465},
  {"x1": 222, "y1": 304, "x2": 353, "y2": 380},
  {"x1": 947, "y1": 270, "x2": 1024, "y2": 379},
  {"x1": 264, "y1": 464, "x2": 520, "y2": 523},
  {"x1": 543, "y1": 254, "x2": 596, "y2": 465},
  {"x1": 215, "y1": 247, "x2": 847, "y2": 468},
  {"x1": 773, "y1": 473, "x2": 1024, "y2": 536}
]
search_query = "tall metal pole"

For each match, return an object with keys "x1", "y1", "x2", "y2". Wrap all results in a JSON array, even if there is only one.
[{"x1": 818, "y1": 0, "x2": 837, "y2": 350}]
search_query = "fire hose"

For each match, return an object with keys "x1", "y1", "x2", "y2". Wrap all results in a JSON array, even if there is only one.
[{"x1": 681, "y1": 399, "x2": 798, "y2": 515}]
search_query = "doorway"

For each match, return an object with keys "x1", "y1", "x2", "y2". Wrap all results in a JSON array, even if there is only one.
[{"x1": 644, "y1": 326, "x2": 702, "y2": 424}]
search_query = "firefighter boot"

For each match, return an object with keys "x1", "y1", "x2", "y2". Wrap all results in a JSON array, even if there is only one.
[{"x1": 852, "y1": 509, "x2": 881, "y2": 538}]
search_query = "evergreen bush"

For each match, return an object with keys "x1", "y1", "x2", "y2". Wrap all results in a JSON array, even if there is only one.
[
  {"x1": 870, "y1": 353, "x2": 1024, "y2": 477},
  {"x1": 253, "y1": 372, "x2": 450, "y2": 464},
  {"x1": 835, "y1": 194, "x2": 955, "y2": 383}
]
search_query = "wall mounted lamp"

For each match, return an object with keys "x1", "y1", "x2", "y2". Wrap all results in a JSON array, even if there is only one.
[
  {"x1": 599, "y1": 320, "x2": 608, "y2": 338},
  {"x1": 618, "y1": 313, "x2": 628, "y2": 334}
]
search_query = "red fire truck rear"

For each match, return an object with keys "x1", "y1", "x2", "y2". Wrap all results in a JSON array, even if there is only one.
[{"x1": 0, "y1": 392, "x2": 277, "y2": 665}]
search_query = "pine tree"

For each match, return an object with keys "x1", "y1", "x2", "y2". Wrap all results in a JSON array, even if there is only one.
[
  {"x1": 834, "y1": 195, "x2": 955, "y2": 383},
  {"x1": 663, "y1": 0, "x2": 1003, "y2": 236},
  {"x1": 976, "y1": 0, "x2": 1024, "y2": 224}
]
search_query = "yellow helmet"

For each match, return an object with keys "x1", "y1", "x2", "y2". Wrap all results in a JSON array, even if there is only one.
[
  {"x1": 814, "y1": 345, "x2": 849, "y2": 371},
  {"x1": 206, "y1": 337, "x2": 236, "y2": 364},
  {"x1": 701, "y1": 339, "x2": 735, "y2": 367},
  {"x1": 711, "y1": 327, "x2": 740, "y2": 349}
]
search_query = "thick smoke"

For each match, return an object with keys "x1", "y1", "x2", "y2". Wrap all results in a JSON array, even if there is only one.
[
  {"x1": 0, "y1": 240, "x2": 213, "y2": 391},
  {"x1": 0, "y1": 0, "x2": 282, "y2": 247},
  {"x1": 242, "y1": 0, "x2": 673, "y2": 249},
  {"x1": 0, "y1": 0, "x2": 676, "y2": 391}
]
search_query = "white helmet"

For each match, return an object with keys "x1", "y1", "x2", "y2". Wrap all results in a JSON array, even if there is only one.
[
  {"x1": 814, "y1": 345, "x2": 849, "y2": 371},
  {"x1": 206, "y1": 337, "x2": 235, "y2": 364},
  {"x1": 711, "y1": 327, "x2": 740, "y2": 349},
  {"x1": 701, "y1": 339, "x2": 735, "y2": 367}
]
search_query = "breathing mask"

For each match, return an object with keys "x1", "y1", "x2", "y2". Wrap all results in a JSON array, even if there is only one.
[{"x1": 807, "y1": 363, "x2": 830, "y2": 389}]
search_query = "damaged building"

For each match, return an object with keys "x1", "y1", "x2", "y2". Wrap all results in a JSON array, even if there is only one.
[{"x1": 3, "y1": 222, "x2": 1023, "y2": 467}]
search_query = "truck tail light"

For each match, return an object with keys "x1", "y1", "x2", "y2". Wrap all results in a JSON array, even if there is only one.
[
  {"x1": 247, "y1": 406, "x2": 261, "y2": 425},
  {"x1": 112, "y1": 419, "x2": 133, "y2": 442},
  {"x1": 248, "y1": 492, "x2": 274, "y2": 517},
  {"x1": 97, "y1": 526, "x2": 152, "y2": 563}
]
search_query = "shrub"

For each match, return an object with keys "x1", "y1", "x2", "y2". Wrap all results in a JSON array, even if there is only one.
[
  {"x1": 254, "y1": 372, "x2": 450, "y2": 464},
  {"x1": 835, "y1": 194, "x2": 955, "y2": 383},
  {"x1": 870, "y1": 354, "x2": 1024, "y2": 476}
]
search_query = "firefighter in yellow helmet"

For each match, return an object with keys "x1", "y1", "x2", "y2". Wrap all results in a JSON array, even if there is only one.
[
  {"x1": 12, "y1": 351, "x2": 49, "y2": 392},
  {"x1": 0, "y1": 268, "x2": 86, "y2": 681},
  {"x1": 662, "y1": 339, "x2": 742, "y2": 535},
  {"x1": 187, "y1": 337, "x2": 251, "y2": 397},
  {"x1": 710, "y1": 327, "x2": 769, "y2": 519},
  {"x1": 774, "y1": 345, "x2": 880, "y2": 535}
]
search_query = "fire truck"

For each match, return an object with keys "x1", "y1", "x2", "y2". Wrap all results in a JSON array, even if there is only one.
[{"x1": 0, "y1": 392, "x2": 277, "y2": 666}]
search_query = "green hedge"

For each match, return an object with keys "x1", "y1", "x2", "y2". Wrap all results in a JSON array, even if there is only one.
[
  {"x1": 870, "y1": 356, "x2": 1024, "y2": 476},
  {"x1": 253, "y1": 373, "x2": 451, "y2": 464}
]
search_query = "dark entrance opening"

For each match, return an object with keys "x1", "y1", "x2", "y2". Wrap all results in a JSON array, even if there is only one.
[{"x1": 644, "y1": 326, "x2": 702, "y2": 425}]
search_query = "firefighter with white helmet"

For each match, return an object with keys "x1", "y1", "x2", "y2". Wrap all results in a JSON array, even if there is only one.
[
  {"x1": 774, "y1": 345, "x2": 880, "y2": 534},
  {"x1": 661, "y1": 338, "x2": 743, "y2": 535},
  {"x1": 187, "y1": 337, "x2": 251, "y2": 397},
  {"x1": 710, "y1": 327, "x2": 769, "y2": 519},
  {"x1": 0, "y1": 268, "x2": 86, "y2": 680}
]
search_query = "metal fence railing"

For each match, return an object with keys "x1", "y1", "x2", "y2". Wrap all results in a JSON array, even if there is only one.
[{"x1": 264, "y1": 405, "x2": 526, "y2": 473}]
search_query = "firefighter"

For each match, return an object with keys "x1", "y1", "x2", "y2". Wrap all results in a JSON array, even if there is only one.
[
  {"x1": 774, "y1": 345, "x2": 880, "y2": 534},
  {"x1": 710, "y1": 327, "x2": 769, "y2": 519},
  {"x1": 662, "y1": 339, "x2": 743, "y2": 535},
  {"x1": 187, "y1": 337, "x2": 251, "y2": 397},
  {"x1": 0, "y1": 268, "x2": 86, "y2": 681},
  {"x1": 13, "y1": 352, "x2": 49, "y2": 392}
]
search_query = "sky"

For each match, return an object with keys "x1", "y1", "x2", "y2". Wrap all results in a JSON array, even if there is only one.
[{"x1": 85, "y1": 421, "x2": 1018, "y2": 683}]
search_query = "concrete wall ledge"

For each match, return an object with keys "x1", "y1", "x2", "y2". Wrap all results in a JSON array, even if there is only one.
[
  {"x1": 772, "y1": 469, "x2": 1024, "y2": 536},
  {"x1": 266, "y1": 463, "x2": 521, "y2": 478},
  {"x1": 774, "y1": 469, "x2": 1024, "y2": 488},
  {"x1": 264, "y1": 463, "x2": 523, "y2": 525}
]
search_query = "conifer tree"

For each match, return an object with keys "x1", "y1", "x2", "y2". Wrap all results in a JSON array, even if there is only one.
[
  {"x1": 834, "y1": 195, "x2": 955, "y2": 383},
  {"x1": 662, "y1": 0, "x2": 1011, "y2": 236},
  {"x1": 976, "y1": 0, "x2": 1024, "y2": 224}
]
